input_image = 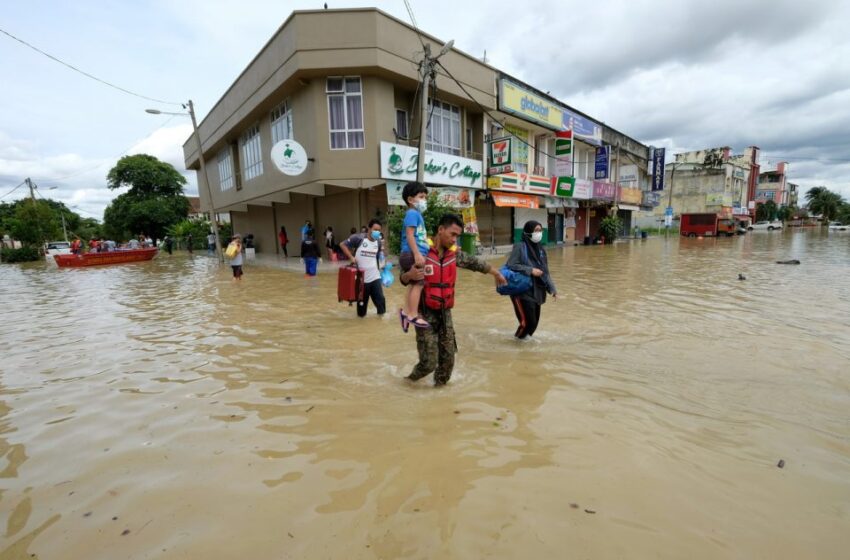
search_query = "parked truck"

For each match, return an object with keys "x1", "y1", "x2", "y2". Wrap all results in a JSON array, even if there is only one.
[{"x1": 680, "y1": 213, "x2": 744, "y2": 237}]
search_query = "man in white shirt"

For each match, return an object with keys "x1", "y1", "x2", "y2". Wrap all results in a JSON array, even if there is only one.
[{"x1": 340, "y1": 218, "x2": 386, "y2": 318}]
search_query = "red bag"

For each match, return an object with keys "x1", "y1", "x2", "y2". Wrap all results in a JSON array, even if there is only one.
[{"x1": 337, "y1": 265, "x2": 363, "y2": 303}]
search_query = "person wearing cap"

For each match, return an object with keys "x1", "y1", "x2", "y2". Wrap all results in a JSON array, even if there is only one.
[{"x1": 228, "y1": 234, "x2": 244, "y2": 281}]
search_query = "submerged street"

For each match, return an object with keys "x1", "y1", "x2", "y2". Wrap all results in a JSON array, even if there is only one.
[{"x1": 2, "y1": 230, "x2": 849, "y2": 558}]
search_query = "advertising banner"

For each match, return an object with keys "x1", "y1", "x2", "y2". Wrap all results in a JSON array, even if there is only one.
[
  {"x1": 643, "y1": 191, "x2": 661, "y2": 207},
  {"x1": 489, "y1": 172, "x2": 552, "y2": 196},
  {"x1": 619, "y1": 187, "x2": 643, "y2": 205},
  {"x1": 618, "y1": 164, "x2": 638, "y2": 183},
  {"x1": 492, "y1": 193, "x2": 540, "y2": 209},
  {"x1": 380, "y1": 142, "x2": 483, "y2": 189},
  {"x1": 594, "y1": 146, "x2": 610, "y2": 179},
  {"x1": 592, "y1": 180, "x2": 616, "y2": 200},
  {"x1": 461, "y1": 206, "x2": 479, "y2": 240},
  {"x1": 386, "y1": 182, "x2": 475, "y2": 208},
  {"x1": 572, "y1": 179, "x2": 592, "y2": 200},
  {"x1": 652, "y1": 148, "x2": 666, "y2": 192}
]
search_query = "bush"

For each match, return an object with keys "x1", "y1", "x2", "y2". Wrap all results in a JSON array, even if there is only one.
[
  {"x1": 599, "y1": 215, "x2": 622, "y2": 244},
  {"x1": 385, "y1": 191, "x2": 461, "y2": 255},
  {"x1": 1, "y1": 247, "x2": 41, "y2": 263}
]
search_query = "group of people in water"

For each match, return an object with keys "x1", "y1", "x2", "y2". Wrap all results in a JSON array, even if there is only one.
[{"x1": 71, "y1": 234, "x2": 154, "y2": 254}]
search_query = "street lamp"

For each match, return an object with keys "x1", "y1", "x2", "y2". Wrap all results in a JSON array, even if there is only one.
[{"x1": 146, "y1": 100, "x2": 223, "y2": 261}]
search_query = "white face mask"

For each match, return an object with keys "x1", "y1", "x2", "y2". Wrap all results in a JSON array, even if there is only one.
[
  {"x1": 531, "y1": 231, "x2": 543, "y2": 243},
  {"x1": 415, "y1": 199, "x2": 428, "y2": 213}
]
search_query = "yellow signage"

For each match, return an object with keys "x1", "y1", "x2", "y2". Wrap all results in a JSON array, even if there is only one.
[
  {"x1": 619, "y1": 187, "x2": 642, "y2": 205},
  {"x1": 499, "y1": 79, "x2": 563, "y2": 130}
]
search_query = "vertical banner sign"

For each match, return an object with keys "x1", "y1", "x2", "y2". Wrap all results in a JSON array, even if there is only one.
[
  {"x1": 488, "y1": 137, "x2": 513, "y2": 175},
  {"x1": 594, "y1": 146, "x2": 610, "y2": 179},
  {"x1": 554, "y1": 130, "x2": 574, "y2": 196},
  {"x1": 652, "y1": 147, "x2": 666, "y2": 192}
]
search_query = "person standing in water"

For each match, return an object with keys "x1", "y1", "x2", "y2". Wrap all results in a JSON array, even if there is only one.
[
  {"x1": 340, "y1": 218, "x2": 387, "y2": 318},
  {"x1": 278, "y1": 226, "x2": 289, "y2": 257},
  {"x1": 300, "y1": 228, "x2": 322, "y2": 276},
  {"x1": 228, "y1": 234, "x2": 244, "y2": 282},
  {"x1": 505, "y1": 220, "x2": 557, "y2": 339}
]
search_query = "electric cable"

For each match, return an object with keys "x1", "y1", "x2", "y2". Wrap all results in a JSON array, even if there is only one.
[{"x1": 0, "y1": 181, "x2": 26, "y2": 200}]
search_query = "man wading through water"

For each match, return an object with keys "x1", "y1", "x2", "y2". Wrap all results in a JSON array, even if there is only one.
[{"x1": 401, "y1": 213, "x2": 507, "y2": 386}]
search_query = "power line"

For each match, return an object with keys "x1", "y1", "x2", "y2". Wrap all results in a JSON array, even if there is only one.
[
  {"x1": 403, "y1": 0, "x2": 427, "y2": 51},
  {"x1": 0, "y1": 181, "x2": 26, "y2": 200},
  {"x1": 0, "y1": 26, "x2": 182, "y2": 106}
]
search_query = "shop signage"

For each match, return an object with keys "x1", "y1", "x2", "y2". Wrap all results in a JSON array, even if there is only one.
[
  {"x1": 618, "y1": 165, "x2": 638, "y2": 183},
  {"x1": 594, "y1": 146, "x2": 610, "y2": 179},
  {"x1": 386, "y1": 181, "x2": 475, "y2": 208},
  {"x1": 748, "y1": 200, "x2": 756, "y2": 209},
  {"x1": 706, "y1": 193, "x2": 733, "y2": 206},
  {"x1": 487, "y1": 137, "x2": 513, "y2": 175},
  {"x1": 652, "y1": 147, "x2": 666, "y2": 192},
  {"x1": 592, "y1": 181, "x2": 616, "y2": 200},
  {"x1": 498, "y1": 78, "x2": 602, "y2": 144},
  {"x1": 492, "y1": 192, "x2": 540, "y2": 209},
  {"x1": 643, "y1": 191, "x2": 661, "y2": 207},
  {"x1": 619, "y1": 186, "x2": 642, "y2": 205},
  {"x1": 572, "y1": 179, "x2": 592, "y2": 200},
  {"x1": 553, "y1": 176, "x2": 576, "y2": 197},
  {"x1": 554, "y1": 130, "x2": 573, "y2": 176},
  {"x1": 271, "y1": 139, "x2": 308, "y2": 176},
  {"x1": 487, "y1": 172, "x2": 551, "y2": 196},
  {"x1": 461, "y1": 206, "x2": 479, "y2": 239},
  {"x1": 380, "y1": 142, "x2": 483, "y2": 189}
]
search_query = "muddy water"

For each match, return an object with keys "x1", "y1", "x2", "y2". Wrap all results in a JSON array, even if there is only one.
[{"x1": 1, "y1": 230, "x2": 849, "y2": 559}]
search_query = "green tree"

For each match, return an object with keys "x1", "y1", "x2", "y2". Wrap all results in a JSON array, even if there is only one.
[
  {"x1": 599, "y1": 215, "x2": 623, "y2": 244},
  {"x1": 103, "y1": 154, "x2": 190, "y2": 241},
  {"x1": 167, "y1": 219, "x2": 215, "y2": 250},
  {"x1": 756, "y1": 200, "x2": 778, "y2": 221},
  {"x1": 9, "y1": 200, "x2": 61, "y2": 247},
  {"x1": 805, "y1": 186, "x2": 844, "y2": 223}
]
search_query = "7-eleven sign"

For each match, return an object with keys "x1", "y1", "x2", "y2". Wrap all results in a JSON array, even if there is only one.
[
  {"x1": 553, "y1": 130, "x2": 574, "y2": 194},
  {"x1": 488, "y1": 137, "x2": 513, "y2": 175}
]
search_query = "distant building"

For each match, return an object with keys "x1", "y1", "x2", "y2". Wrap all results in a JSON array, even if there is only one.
[
  {"x1": 636, "y1": 146, "x2": 758, "y2": 228},
  {"x1": 756, "y1": 163, "x2": 789, "y2": 206},
  {"x1": 186, "y1": 196, "x2": 230, "y2": 224},
  {"x1": 787, "y1": 182, "x2": 799, "y2": 207}
]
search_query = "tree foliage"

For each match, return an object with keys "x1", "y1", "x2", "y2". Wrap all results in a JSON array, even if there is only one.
[
  {"x1": 599, "y1": 215, "x2": 623, "y2": 244},
  {"x1": 805, "y1": 186, "x2": 845, "y2": 223},
  {"x1": 0, "y1": 198, "x2": 99, "y2": 242},
  {"x1": 8, "y1": 201, "x2": 61, "y2": 247},
  {"x1": 103, "y1": 154, "x2": 190, "y2": 241},
  {"x1": 756, "y1": 200, "x2": 778, "y2": 221}
]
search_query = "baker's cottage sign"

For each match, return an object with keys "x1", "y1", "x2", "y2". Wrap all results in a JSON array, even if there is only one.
[
  {"x1": 271, "y1": 140, "x2": 308, "y2": 176},
  {"x1": 380, "y1": 142, "x2": 483, "y2": 189}
]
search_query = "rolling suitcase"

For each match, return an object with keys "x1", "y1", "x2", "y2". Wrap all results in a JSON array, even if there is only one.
[{"x1": 337, "y1": 265, "x2": 363, "y2": 304}]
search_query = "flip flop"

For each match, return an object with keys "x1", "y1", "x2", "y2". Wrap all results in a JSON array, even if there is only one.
[
  {"x1": 409, "y1": 316, "x2": 431, "y2": 330},
  {"x1": 398, "y1": 308, "x2": 410, "y2": 333}
]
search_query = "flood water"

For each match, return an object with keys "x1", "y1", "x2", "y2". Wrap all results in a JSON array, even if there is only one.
[{"x1": 1, "y1": 230, "x2": 849, "y2": 559}]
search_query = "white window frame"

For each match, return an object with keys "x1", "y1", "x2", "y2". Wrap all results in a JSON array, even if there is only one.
[
  {"x1": 239, "y1": 123, "x2": 263, "y2": 182},
  {"x1": 270, "y1": 100, "x2": 293, "y2": 145},
  {"x1": 326, "y1": 76, "x2": 365, "y2": 150},
  {"x1": 217, "y1": 147, "x2": 234, "y2": 191},
  {"x1": 395, "y1": 108, "x2": 408, "y2": 139},
  {"x1": 426, "y1": 99, "x2": 461, "y2": 156}
]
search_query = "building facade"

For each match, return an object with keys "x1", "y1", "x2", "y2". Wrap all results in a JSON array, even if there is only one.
[
  {"x1": 756, "y1": 162, "x2": 790, "y2": 207},
  {"x1": 183, "y1": 8, "x2": 649, "y2": 254}
]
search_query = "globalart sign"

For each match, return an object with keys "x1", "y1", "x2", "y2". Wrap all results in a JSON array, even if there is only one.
[
  {"x1": 380, "y1": 142, "x2": 483, "y2": 189},
  {"x1": 498, "y1": 78, "x2": 603, "y2": 145}
]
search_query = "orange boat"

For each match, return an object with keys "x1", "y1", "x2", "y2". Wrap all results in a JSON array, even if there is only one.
[{"x1": 53, "y1": 248, "x2": 158, "y2": 268}]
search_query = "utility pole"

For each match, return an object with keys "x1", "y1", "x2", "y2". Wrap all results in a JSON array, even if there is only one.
[
  {"x1": 26, "y1": 177, "x2": 36, "y2": 203},
  {"x1": 187, "y1": 99, "x2": 223, "y2": 262},
  {"x1": 415, "y1": 40, "x2": 454, "y2": 184}
]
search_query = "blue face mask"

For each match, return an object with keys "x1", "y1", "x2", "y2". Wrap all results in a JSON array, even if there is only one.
[{"x1": 371, "y1": 230, "x2": 382, "y2": 240}]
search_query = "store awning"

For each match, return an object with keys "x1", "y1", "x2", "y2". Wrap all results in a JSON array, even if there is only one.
[
  {"x1": 492, "y1": 193, "x2": 540, "y2": 209},
  {"x1": 617, "y1": 204, "x2": 640, "y2": 212}
]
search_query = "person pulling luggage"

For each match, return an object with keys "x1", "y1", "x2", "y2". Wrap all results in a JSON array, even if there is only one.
[{"x1": 340, "y1": 218, "x2": 386, "y2": 317}]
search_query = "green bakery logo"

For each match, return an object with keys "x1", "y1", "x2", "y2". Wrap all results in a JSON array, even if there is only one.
[{"x1": 386, "y1": 146, "x2": 482, "y2": 186}]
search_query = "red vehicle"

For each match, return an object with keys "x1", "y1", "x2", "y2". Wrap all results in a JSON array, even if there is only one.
[
  {"x1": 680, "y1": 213, "x2": 739, "y2": 237},
  {"x1": 53, "y1": 247, "x2": 158, "y2": 267}
]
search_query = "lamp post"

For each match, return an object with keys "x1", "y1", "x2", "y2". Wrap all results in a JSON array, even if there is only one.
[{"x1": 146, "y1": 101, "x2": 222, "y2": 261}]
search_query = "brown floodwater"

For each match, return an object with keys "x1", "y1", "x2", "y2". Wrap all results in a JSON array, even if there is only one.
[{"x1": 1, "y1": 230, "x2": 849, "y2": 559}]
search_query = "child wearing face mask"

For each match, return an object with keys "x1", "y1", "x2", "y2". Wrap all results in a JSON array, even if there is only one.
[
  {"x1": 506, "y1": 220, "x2": 558, "y2": 339},
  {"x1": 398, "y1": 182, "x2": 431, "y2": 332}
]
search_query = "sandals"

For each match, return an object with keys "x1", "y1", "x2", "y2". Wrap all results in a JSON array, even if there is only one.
[{"x1": 398, "y1": 309, "x2": 431, "y2": 332}]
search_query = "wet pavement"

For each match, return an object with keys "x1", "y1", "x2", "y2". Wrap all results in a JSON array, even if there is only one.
[{"x1": 1, "y1": 229, "x2": 849, "y2": 559}]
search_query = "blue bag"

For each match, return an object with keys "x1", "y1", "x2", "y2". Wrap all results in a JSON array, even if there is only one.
[
  {"x1": 496, "y1": 245, "x2": 532, "y2": 296},
  {"x1": 381, "y1": 262, "x2": 395, "y2": 288}
]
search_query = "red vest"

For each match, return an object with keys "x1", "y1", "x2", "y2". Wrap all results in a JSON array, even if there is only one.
[{"x1": 423, "y1": 244, "x2": 457, "y2": 310}]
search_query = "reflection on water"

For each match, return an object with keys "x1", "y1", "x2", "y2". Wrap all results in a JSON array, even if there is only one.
[{"x1": 1, "y1": 230, "x2": 849, "y2": 558}]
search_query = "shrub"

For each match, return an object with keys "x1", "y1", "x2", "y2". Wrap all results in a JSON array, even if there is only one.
[
  {"x1": 1, "y1": 247, "x2": 41, "y2": 263},
  {"x1": 599, "y1": 215, "x2": 623, "y2": 244}
]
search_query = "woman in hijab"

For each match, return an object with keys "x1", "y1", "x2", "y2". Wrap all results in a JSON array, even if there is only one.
[{"x1": 505, "y1": 220, "x2": 557, "y2": 339}]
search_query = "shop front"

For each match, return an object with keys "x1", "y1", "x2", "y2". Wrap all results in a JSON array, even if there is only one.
[
  {"x1": 618, "y1": 186, "x2": 643, "y2": 235},
  {"x1": 485, "y1": 172, "x2": 551, "y2": 244}
]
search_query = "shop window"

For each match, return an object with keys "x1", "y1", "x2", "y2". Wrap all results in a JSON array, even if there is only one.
[
  {"x1": 327, "y1": 77, "x2": 365, "y2": 150},
  {"x1": 239, "y1": 124, "x2": 263, "y2": 181},
  {"x1": 270, "y1": 100, "x2": 293, "y2": 144},
  {"x1": 395, "y1": 109, "x2": 408, "y2": 139},
  {"x1": 426, "y1": 99, "x2": 461, "y2": 155},
  {"x1": 217, "y1": 147, "x2": 234, "y2": 191}
]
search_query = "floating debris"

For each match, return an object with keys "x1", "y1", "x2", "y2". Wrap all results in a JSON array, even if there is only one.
[
  {"x1": 738, "y1": 273, "x2": 746, "y2": 281},
  {"x1": 569, "y1": 503, "x2": 579, "y2": 509},
  {"x1": 584, "y1": 509, "x2": 596, "y2": 514},
  {"x1": 305, "y1": 406, "x2": 314, "y2": 413},
  {"x1": 121, "y1": 529, "x2": 130, "y2": 536},
  {"x1": 777, "y1": 459, "x2": 785, "y2": 468},
  {"x1": 776, "y1": 259, "x2": 800, "y2": 265}
]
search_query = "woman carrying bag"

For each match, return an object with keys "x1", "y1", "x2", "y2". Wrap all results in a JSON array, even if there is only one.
[{"x1": 505, "y1": 220, "x2": 557, "y2": 339}]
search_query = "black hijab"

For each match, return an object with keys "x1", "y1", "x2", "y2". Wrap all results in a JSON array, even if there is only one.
[{"x1": 521, "y1": 220, "x2": 547, "y2": 271}]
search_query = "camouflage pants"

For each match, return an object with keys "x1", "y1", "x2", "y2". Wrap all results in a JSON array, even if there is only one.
[{"x1": 408, "y1": 307, "x2": 457, "y2": 385}]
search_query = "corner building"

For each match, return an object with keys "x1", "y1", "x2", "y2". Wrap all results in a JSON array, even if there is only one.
[{"x1": 184, "y1": 8, "x2": 649, "y2": 254}]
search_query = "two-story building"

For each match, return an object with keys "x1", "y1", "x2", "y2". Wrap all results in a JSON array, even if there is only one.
[{"x1": 183, "y1": 8, "x2": 650, "y2": 254}]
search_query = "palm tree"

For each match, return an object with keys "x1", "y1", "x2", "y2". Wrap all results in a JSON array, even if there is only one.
[{"x1": 805, "y1": 187, "x2": 844, "y2": 223}]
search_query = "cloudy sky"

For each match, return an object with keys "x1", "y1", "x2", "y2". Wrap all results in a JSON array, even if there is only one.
[{"x1": 2, "y1": 0, "x2": 849, "y2": 219}]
